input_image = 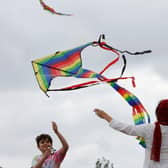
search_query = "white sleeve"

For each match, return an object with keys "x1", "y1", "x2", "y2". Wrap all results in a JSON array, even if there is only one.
[
  {"x1": 31, "y1": 155, "x2": 39, "y2": 167},
  {"x1": 109, "y1": 119, "x2": 149, "y2": 138}
]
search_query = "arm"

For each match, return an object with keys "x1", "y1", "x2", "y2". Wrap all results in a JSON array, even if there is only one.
[
  {"x1": 94, "y1": 108, "x2": 147, "y2": 137},
  {"x1": 52, "y1": 122, "x2": 69, "y2": 155}
]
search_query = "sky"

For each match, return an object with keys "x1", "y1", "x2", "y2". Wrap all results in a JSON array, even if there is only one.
[{"x1": 0, "y1": 0, "x2": 168, "y2": 167}]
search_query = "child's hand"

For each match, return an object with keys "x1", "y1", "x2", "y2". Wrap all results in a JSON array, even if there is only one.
[
  {"x1": 43, "y1": 148, "x2": 52, "y2": 159},
  {"x1": 52, "y1": 121, "x2": 58, "y2": 133},
  {"x1": 94, "y1": 108, "x2": 112, "y2": 122}
]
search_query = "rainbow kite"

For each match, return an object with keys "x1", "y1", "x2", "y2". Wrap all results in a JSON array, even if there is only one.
[
  {"x1": 32, "y1": 35, "x2": 151, "y2": 147},
  {"x1": 39, "y1": 0, "x2": 72, "y2": 16}
]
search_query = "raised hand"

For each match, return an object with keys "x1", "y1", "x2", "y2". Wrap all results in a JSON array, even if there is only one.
[
  {"x1": 94, "y1": 108, "x2": 112, "y2": 122},
  {"x1": 52, "y1": 121, "x2": 58, "y2": 133}
]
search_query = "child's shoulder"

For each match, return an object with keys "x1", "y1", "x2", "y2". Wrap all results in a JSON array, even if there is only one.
[
  {"x1": 31, "y1": 154, "x2": 42, "y2": 167},
  {"x1": 32, "y1": 154, "x2": 41, "y2": 161}
]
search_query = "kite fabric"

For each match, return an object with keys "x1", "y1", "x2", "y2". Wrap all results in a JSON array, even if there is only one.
[
  {"x1": 39, "y1": 0, "x2": 72, "y2": 16},
  {"x1": 32, "y1": 35, "x2": 151, "y2": 147}
]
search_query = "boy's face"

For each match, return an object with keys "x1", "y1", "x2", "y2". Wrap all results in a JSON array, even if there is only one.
[{"x1": 38, "y1": 138, "x2": 52, "y2": 153}]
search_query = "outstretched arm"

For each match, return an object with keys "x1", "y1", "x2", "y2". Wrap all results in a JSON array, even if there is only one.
[
  {"x1": 52, "y1": 122, "x2": 69, "y2": 155},
  {"x1": 94, "y1": 108, "x2": 147, "y2": 137},
  {"x1": 94, "y1": 108, "x2": 112, "y2": 123}
]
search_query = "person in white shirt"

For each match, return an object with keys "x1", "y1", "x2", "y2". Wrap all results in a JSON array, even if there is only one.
[{"x1": 94, "y1": 99, "x2": 168, "y2": 168}]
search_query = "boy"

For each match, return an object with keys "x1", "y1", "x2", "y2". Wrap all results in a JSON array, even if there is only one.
[{"x1": 31, "y1": 121, "x2": 69, "y2": 168}]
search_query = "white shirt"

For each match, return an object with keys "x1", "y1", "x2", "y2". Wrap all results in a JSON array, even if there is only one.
[{"x1": 109, "y1": 119, "x2": 168, "y2": 168}]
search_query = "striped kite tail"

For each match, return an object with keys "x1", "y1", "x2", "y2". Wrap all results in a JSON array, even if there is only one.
[{"x1": 109, "y1": 81, "x2": 150, "y2": 147}]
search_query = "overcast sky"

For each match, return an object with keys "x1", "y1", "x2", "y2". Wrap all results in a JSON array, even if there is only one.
[{"x1": 1, "y1": 0, "x2": 168, "y2": 168}]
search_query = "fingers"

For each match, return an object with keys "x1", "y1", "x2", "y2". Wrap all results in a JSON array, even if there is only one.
[
  {"x1": 51, "y1": 121, "x2": 57, "y2": 128},
  {"x1": 43, "y1": 148, "x2": 52, "y2": 158},
  {"x1": 94, "y1": 108, "x2": 104, "y2": 115},
  {"x1": 51, "y1": 121, "x2": 58, "y2": 133},
  {"x1": 94, "y1": 108, "x2": 112, "y2": 122},
  {"x1": 51, "y1": 121, "x2": 56, "y2": 125},
  {"x1": 94, "y1": 108, "x2": 101, "y2": 113}
]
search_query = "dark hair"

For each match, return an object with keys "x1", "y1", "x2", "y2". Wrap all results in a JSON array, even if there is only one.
[
  {"x1": 36, "y1": 134, "x2": 53, "y2": 147},
  {"x1": 156, "y1": 99, "x2": 168, "y2": 122}
]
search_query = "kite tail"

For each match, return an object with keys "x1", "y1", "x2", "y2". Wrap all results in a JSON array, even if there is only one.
[{"x1": 109, "y1": 81, "x2": 150, "y2": 148}]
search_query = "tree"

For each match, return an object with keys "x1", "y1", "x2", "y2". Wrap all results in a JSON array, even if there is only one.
[{"x1": 95, "y1": 157, "x2": 114, "y2": 168}]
